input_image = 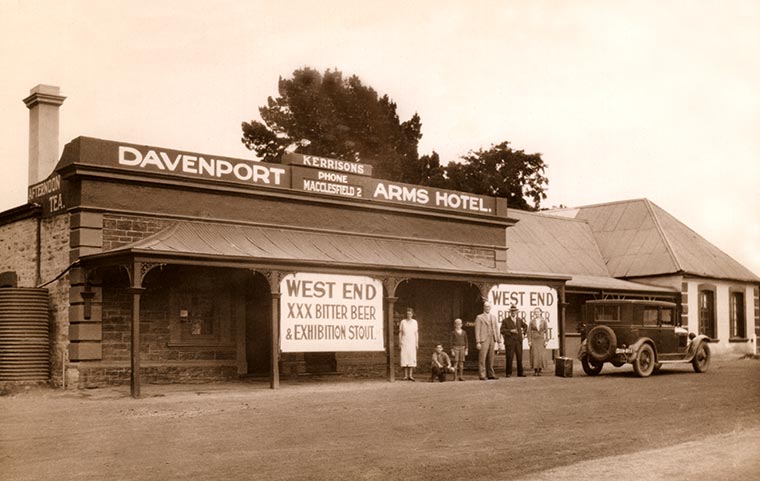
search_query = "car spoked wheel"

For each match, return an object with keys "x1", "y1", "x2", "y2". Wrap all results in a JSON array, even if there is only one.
[
  {"x1": 633, "y1": 344, "x2": 655, "y2": 377},
  {"x1": 586, "y1": 325, "x2": 617, "y2": 362},
  {"x1": 692, "y1": 342, "x2": 711, "y2": 373},
  {"x1": 581, "y1": 355, "x2": 603, "y2": 376}
]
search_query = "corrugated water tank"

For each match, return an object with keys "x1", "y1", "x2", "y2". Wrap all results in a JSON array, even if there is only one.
[{"x1": 0, "y1": 288, "x2": 50, "y2": 382}]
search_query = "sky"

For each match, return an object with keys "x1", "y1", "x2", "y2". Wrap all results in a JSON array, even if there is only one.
[{"x1": 1, "y1": 0, "x2": 758, "y2": 276}]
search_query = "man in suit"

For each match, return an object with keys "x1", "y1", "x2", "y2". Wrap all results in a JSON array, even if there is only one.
[
  {"x1": 500, "y1": 304, "x2": 528, "y2": 377},
  {"x1": 475, "y1": 302, "x2": 499, "y2": 380}
]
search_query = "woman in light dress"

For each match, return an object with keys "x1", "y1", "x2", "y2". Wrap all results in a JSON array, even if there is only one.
[
  {"x1": 399, "y1": 307, "x2": 419, "y2": 381},
  {"x1": 528, "y1": 308, "x2": 549, "y2": 376}
]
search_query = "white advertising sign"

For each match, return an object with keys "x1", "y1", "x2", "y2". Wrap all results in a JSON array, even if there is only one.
[
  {"x1": 280, "y1": 273, "x2": 384, "y2": 352},
  {"x1": 488, "y1": 284, "x2": 559, "y2": 350}
]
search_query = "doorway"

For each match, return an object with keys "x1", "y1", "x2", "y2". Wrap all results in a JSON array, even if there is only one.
[
  {"x1": 394, "y1": 279, "x2": 482, "y2": 368},
  {"x1": 245, "y1": 273, "x2": 272, "y2": 375}
]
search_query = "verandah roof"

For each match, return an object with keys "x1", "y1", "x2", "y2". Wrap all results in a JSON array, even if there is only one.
[
  {"x1": 80, "y1": 220, "x2": 677, "y2": 294},
  {"x1": 79, "y1": 220, "x2": 542, "y2": 280}
]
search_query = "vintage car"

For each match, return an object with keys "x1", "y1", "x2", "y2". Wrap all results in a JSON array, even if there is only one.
[{"x1": 577, "y1": 299, "x2": 711, "y2": 377}]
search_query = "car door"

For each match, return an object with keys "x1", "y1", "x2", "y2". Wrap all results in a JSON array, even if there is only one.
[
  {"x1": 655, "y1": 307, "x2": 681, "y2": 358},
  {"x1": 639, "y1": 306, "x2": 679, "y2": 358}
]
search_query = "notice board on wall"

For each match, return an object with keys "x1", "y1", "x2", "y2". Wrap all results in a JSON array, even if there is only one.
[
  {"x1": 488, "y1": 284, "x2": 559, "y2": 350},
  {"x1": 280, "y1": 272, "x2": 384, "y2": 352}
]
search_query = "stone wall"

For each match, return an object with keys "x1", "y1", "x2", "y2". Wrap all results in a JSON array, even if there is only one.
[
  {"x1": 100, "y1": 280, "x2": 237, "y2": 363},
  {"x1": 0, "y1": 213, "x2": 70, "y2": 387},
  {"x1": 40, "y1": 214, "x2": 71, "y2": 387},
  {"x1": 100, "y1": 283, "x2": 131, "y2": 363},
  {"x1": 74, "y1": 267, "x2": 240, "y2": 388},
  {"x1": 335, "y1": 352, "x2": 386, "y2": 376},
  {"x1": 102, "y1": 214, "x2": 171, "y2": 250},
  {"x1": 80, "y1": 264, "x2": 394, "y2": 386},
  {"x1": 0, "y1": 217, "x2": 38, "y2": 287},
  {"x1": 77, "y1": 365, "x2": 239, "y2": 386}
]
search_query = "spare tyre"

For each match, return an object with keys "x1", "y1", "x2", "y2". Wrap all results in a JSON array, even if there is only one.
[{"x1": 586, "y1": 325, "x2": 617, "y2": 362}]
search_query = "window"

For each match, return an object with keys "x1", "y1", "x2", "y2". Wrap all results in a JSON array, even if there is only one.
[
  {"x1": 595, "y1": 305, "x2": 620, "y2": 321},
  {"x1": 168, "y1": 269, "x2": 233, "y2": 346},
  {"x1": 642, "y1": 308, "x2": 659, "y2": 326},
  {"x1": 698, "y1": 288, "x2": 715, "y2": 338},
  {"x1": 730, "y1": 291, "x2": 746, "y2": 338},
  {"x1": 177, "y1": 289, "x2": 218, "y2": 341},
  {"x1": 642, "y1": 307, "x2": 674, "y2": 326}
]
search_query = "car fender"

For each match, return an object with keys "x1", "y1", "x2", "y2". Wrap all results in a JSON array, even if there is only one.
[
  {"x1": 577, "y1": 340, "x2": 588, "y2": 360},
  {"x1": 685, "y1": 335, "x2": 711, "y2": 361},
  {"x1": 626, "y1": 337, "x2": 656, "y2": 362}
]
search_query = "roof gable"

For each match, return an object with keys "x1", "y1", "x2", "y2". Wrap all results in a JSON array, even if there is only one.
[
  {"x1": 648, "y1": 202, "x2": 759, "y2": 282},
  {"x1": 573, "y1": 199, "x2": 678, "y2": 277},
  {"x1": 573, "y1": 199, "x2": 759, "y2": 282}
]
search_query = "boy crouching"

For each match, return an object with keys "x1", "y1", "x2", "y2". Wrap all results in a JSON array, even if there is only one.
[{"x1": 431, "y1": 344, "x2": 454, "y2": 382}]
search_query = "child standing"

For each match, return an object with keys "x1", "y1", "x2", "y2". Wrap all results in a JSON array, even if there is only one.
[{"x1": 450, "y1": 318, "x2": 469, "y2": 381}]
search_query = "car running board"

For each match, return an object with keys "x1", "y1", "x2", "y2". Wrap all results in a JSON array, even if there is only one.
[{"x1": 657, "y1": 359, "x2": 692, "y2": 364}]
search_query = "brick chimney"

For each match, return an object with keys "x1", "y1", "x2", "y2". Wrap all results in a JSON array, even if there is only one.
[{"x1": 23, "y1": 84, "x2": 66, "y2": 185}]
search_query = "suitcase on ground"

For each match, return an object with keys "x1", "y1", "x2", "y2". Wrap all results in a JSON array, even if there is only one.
[{"x1": 555, "y1": 356, "x2": 573, "y2": 377}]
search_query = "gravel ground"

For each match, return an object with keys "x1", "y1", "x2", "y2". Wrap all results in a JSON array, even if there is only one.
[{"x1": 1, "y1": 357, "x2": 758, "y2": 481}]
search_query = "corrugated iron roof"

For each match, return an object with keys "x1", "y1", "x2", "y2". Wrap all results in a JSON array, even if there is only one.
[
  {"x1": 93, "y1": 198, "x2": 752, "y2": 289},
  {"x1": 569, "y1": 199, "x2": 759, "y2": 283},
  {"x1": 565, "y1": 275, "x2": 675, "y2": 293},
  {"x1": 649, "y1": 202, "x2": 760, "y2": 282},
  {"x1": 506, "y1": 209, "x2": 677, "y2": 293},
  {"x1": 110, "y1": 221, "x2": 503, "y2": 275},
  {"x1": 506, "y1": 210, "x2": 609, "y2": 277}
]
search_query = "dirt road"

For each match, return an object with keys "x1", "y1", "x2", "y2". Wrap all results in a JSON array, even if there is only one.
[{"x1": 1, "y1": 358, "x2": 759, "y2": 480}]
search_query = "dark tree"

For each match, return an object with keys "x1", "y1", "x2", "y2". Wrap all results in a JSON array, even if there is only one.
[
  {"x1": 242, "y1": 67, "x2": 435, "y2": 184},
  {"x1": 445, "y1": 141, "x2": 548, "y2": 211},
  {"x1": 411, "y1": 151, "x2": 448, "y2": 188},
  {"x1": 242, "y1": 67, "x2": 550, "y2": 209}
]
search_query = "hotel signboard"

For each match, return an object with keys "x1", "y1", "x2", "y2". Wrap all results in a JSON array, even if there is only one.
[
  {"x1": 117, "y1": 144, "x2": 289, "y2": 188},
  {"x1": 50, "y1": 137, "x2": 506, "y2": 218},
  {"x1": 286, "y1": 154, "x2": 502, "y2": 216}
]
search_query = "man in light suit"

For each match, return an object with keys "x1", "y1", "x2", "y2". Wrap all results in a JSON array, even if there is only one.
[{"x1": 475, "y1": 302, "x2": 499, "y2": 380}]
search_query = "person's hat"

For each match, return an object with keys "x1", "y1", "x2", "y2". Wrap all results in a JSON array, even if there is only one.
[{"x1": 509, "y1": 305, "x2": 519, "y2": 312}]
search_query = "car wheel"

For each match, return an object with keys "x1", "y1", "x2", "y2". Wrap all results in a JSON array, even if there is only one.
[
  {"x1": 652, "y1": 362, "x2": 662, "y2": 374},
  {"x1": 692, "y1": 342, "x2": 711, "y2": 373},
  {"x1": 586, "y1": 325, "x2": 617, "y2": 362},
  {"x1": 581, "y1": 355, "x2": 604, "y2": 376},
  {"x1": 633, "y1": 343, "x2": 656, "y2": 377}
]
